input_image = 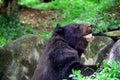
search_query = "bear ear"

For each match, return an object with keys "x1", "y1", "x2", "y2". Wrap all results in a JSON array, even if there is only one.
[
  {"x1": 55, "y1": 24, "x2": 62, "y2": 30},
  {"x1": 53, "y1": 24, "x2": 64, "y2": 35}
]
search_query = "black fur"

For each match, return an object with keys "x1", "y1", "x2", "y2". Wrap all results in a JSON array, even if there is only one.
[{"x1": 32, "y1": 24, "x2": 99, "y2": 80}]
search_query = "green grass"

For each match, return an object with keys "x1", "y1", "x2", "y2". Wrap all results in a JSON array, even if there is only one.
[
  {"x1": 18, "y1": 0, "x2": 40, "y2": 7},
  {"x1": 19, "y1": 0, "x2": 120, "y2": 34},
  {"x1": 1, "y1": 0, "x2": 120, "y2": 46},
  {"x1": 70, "y1": 61, "x2": 120, "y2": 80}
]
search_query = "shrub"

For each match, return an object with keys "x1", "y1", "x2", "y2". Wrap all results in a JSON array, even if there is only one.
[
  {"x1": 0, "y1": 13, "x2": 34, "y2": 46},
  {"x1": 70, "y1": 61, "x2": 120, "y2": 80}
]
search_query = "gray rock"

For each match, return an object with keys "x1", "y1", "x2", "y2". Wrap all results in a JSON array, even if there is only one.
[
  {"x1": 81, "y1": 36, "x2": 114, "y2": 65},
  {"x1": 0, "y1": 48, "x2": 12, "y2": 80},
  {"x1": 108, "y1": 39, "x2": 120, "y2": 63},
  {"x1": 0, "y1": 34, "x2": 46, "y2": 80}
]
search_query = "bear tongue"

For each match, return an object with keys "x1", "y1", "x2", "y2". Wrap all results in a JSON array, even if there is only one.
[{"x1": 83, "y1": 34, "x2": 94, "y2": 42}]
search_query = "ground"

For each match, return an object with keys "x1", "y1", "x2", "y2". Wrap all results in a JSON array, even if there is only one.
[
  {"x1": 19, "y1": 7, "x2": 56, "y2": 33},
  {"x1": 19, "y1": 4, "x2": 120, "y2": 34}
]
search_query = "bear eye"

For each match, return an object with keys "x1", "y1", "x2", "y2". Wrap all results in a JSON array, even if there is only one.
[{"x1": 73, "y1": 27, "x2": 79, "y2": 33}]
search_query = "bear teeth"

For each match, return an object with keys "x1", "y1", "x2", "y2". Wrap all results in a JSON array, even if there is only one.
[{"x1": 83, "y1": 34, "x2": 94, "y2": 42}]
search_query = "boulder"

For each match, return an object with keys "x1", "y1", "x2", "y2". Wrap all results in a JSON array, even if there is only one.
[
  {"x1": 81, "y1": 36, "x2": 114, "y2": 65},
  {"x1": 0, "y1": 34, "x2": 116, "y2": 80},
  {"x1": 0, "y1": 34, "x2": 46, "y2": 80},
  {"x1": 108, "y1": 39, "x2": 120, "y2": 63},
  {"x1": 0, "y1": 48, "x2": 12, "y2": 80}
]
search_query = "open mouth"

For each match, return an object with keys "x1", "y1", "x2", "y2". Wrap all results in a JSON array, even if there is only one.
[{"x1": 83, "y1": 34, "x2": 94, "y2": 42}]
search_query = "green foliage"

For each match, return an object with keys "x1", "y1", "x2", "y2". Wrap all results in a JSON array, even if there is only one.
[
  {"x1": 19, "y1": 0, "x2": 120, "y2": 34},
  {"x1": 0, "y1": 37, "x2": 8, "y2": 46},
  {"x1": 69, "y1": 69, "x2": 83, "y2": 80},
  {"x1": 93, "y1": 61, "x2": 120, "y2": 80},
  {"x1": 70, "y1": 61, "x2": 120, "y2": 80},
  {"x1": 0, "y1": 0, "x2": 3, "y2": 4},
  {"x1": 0, "y1": 13, "x2": 34, "y2": 47},
  {"x1": 18, "y1": 0, "x2": 40, "y2": 7},
  {"x1": 38, "y1": 32, "x2": 52, "y2": 39}
]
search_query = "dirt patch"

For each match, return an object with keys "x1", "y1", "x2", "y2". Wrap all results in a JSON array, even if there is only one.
[
  {"x1": 19, "y1": 7, "x2": 56, "y2": 33},
  {"x1": 107, "y1": 4, "x2": 120, "y2": 19}
]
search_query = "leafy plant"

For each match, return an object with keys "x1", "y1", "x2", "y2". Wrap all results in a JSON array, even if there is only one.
[
  {"x1": 18, "y1": 0, "x2": 40, "y2": 7},
  {"x1": 0, "y1": 37, "x2": 8, "y2": 47},
  {"x1": 69, "y1": 69, "x2": 83, "y2": 80},
  {"x1": 70, "y1": 61, "x2": 120, "y2": 80},
  {"x1": 38, "y1": 32, "x2": 52, "y2": 39}
]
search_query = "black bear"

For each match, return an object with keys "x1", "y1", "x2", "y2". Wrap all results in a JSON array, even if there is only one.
[{"x1": 32, "y1": 24, "x2": 99, "y2": 80}]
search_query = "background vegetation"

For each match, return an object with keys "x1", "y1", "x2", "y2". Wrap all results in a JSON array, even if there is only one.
[
  {"x1": 19, "y1": 0, "x2": 120, "y2": 33},
  {"x1": 0, "y1": 0, "x2": 120, "y2": 46}
]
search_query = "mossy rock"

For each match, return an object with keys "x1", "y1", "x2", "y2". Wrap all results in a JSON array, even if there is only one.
[
  {"x1": 0, "y1": 34, "x2": 46, "y2": 80},
  {"x1": 81, "y1": 36, "x2": 114, "y2": 65}
]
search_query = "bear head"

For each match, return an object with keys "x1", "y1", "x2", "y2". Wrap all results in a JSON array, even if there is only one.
[{"x1": 53, "y1": 24, "x2": 93, "y2": 57}]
